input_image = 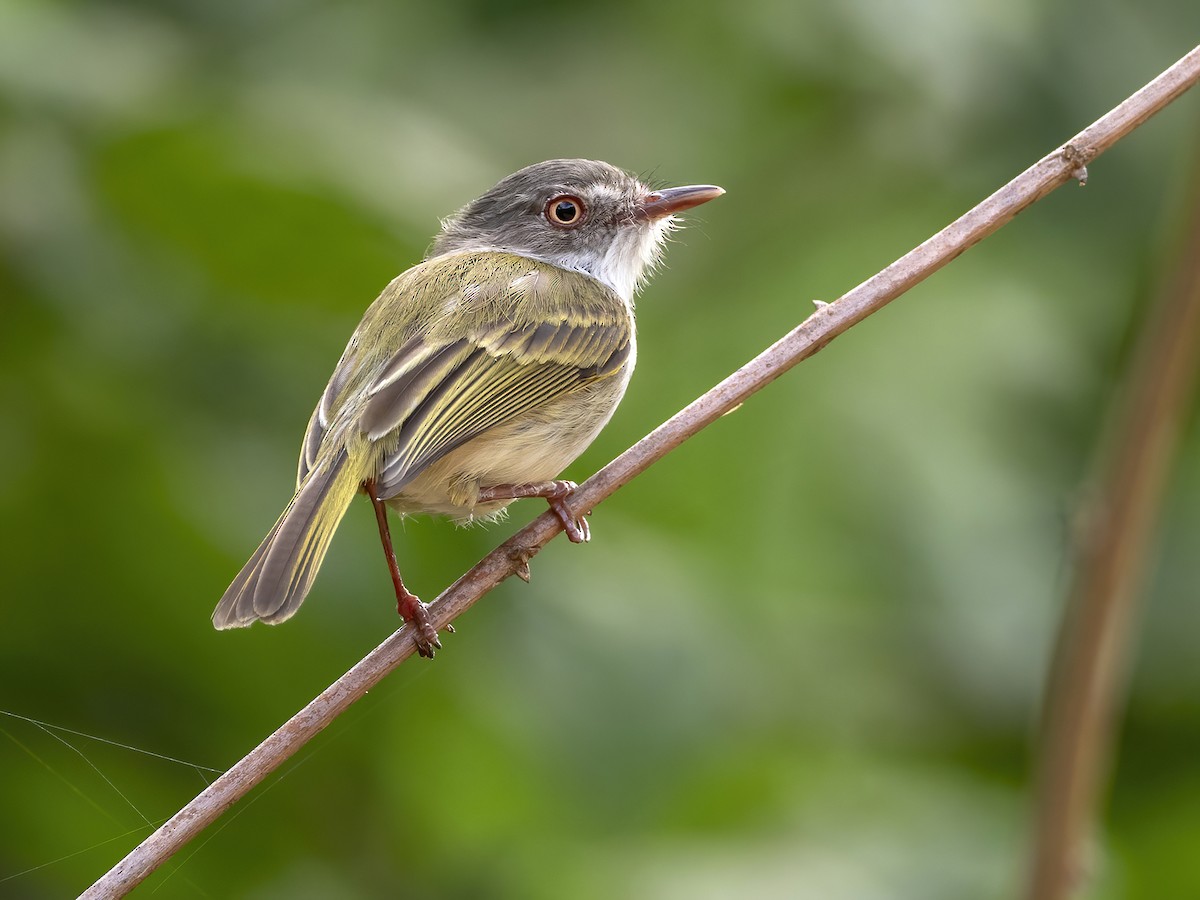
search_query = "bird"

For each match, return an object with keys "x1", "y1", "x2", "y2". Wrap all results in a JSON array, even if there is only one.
[{"x1": 212, "y1": 158, "x2": 724, "y2": 656}]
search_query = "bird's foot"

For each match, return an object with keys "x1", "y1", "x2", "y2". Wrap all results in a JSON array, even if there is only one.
[
  {"x1": 398, "y1": 592, "x2": 443, "y2": 659},
  {"x1": 477, "y1": 479, "x2": 590, "y2": 543}
]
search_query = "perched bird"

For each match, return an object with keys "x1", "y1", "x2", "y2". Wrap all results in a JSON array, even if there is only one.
[{"x1": 212, "y1": 158, "x2": 724, "y2": 656}]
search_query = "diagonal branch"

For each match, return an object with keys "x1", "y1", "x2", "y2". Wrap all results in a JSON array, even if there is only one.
[{"x1": 81, "y1": 44, "x2": 1200, "y2": 900}]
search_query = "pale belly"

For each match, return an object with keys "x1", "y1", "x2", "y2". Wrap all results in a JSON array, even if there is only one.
[{"x1": 384, "y1": 368, "x2": 632, "y2": 522}]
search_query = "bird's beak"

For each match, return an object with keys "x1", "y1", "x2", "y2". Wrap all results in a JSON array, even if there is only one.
[{"x1": 634, "y1": 184, "x2": 725, "y2": 221}]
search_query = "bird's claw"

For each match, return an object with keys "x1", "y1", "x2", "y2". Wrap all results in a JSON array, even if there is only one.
[
  {"x1": 545, "y1": 483, "x2": 590, "y2": 543},
  {"x1": 402, "y1": 597, "x2": 443, "y2": 659}
]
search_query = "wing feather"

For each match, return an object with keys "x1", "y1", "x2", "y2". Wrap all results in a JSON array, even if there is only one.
[
  {"x1": 361, "y1": 341, "x2": 474, "y2": 440},
  {"x1": 294, "y1": 252, "x2": 632, "y2": 501}
]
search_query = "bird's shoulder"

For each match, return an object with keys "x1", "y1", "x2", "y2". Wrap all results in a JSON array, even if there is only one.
[{"x1": 359, "y1": 251, "x2": 629, "y2": 346}]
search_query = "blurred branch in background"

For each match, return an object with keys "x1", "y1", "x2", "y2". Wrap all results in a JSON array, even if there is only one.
[
  {"x1": 82, "y1": 45, "x2": 1200, "y2": 900},
  {"x1": 1025, "y1": 132, "x2": 1200, "y2": 899}
]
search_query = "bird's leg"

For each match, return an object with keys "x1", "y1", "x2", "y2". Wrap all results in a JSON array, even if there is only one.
[
  {"x1": 476, "y1": 480, "x2": 591, "y2": 543},
  {"x1": 363, "y1": 479, "x2": 443, "y2": 658}
]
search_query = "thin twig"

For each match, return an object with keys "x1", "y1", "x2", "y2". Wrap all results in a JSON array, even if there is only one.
[
  {"x1": 81, "y1": 44, "x2": 1200, "y2": 900},
  {"x1": 1024, "y1": 126, "x2": 1200, "y2": 899}
]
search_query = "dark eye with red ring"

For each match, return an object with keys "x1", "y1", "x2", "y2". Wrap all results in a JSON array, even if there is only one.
[{"x1": 545, "y1": 195, "x2": 586, "y2": 227}]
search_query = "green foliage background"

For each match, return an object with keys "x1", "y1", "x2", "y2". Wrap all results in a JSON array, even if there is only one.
[{"x1": 2, "y1": 1, "x2": 1199, "y2": 897}]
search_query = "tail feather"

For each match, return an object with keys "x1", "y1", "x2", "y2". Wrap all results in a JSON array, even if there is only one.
[{"x1": 213, "y1": 448, "x2": 359, "y2": 629}]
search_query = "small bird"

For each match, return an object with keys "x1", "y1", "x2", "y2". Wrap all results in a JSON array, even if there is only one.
[{"x1": 212, "y1": 159, "x2": 724, "y2": 656}]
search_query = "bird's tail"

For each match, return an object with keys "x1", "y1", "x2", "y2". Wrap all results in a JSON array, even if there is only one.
[{"x1": 213, "y1": 448, "x2": 360, "y2": 629}]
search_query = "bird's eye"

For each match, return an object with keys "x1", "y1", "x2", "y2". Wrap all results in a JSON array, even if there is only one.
[{"x1": 545, "y1": 195, "x2": 586, "y2": 228}]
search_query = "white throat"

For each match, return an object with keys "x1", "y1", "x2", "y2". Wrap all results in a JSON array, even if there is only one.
[{"x1": 548, "y1": 217, "x2": 675, "y2": 303}]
